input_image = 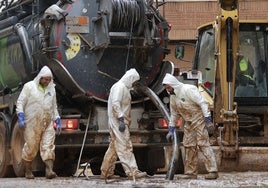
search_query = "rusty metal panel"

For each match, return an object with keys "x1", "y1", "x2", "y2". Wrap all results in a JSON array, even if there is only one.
[{"x1": 66, "y1": 16, "x2": 89, "y2": 33}]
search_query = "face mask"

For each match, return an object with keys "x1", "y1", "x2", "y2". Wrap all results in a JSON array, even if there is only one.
[{"x1": 166, "y1": 88, "x2": 175, "y2": 95}]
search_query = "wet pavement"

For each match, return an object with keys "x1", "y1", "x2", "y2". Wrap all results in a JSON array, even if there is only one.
[{"x1": 1, "y1": 171, "x2": 268, "y2": 188}]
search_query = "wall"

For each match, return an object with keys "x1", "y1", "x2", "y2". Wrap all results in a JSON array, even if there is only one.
[{"x1": 160, "y1": 0, "x2": 268, "y2": 71}]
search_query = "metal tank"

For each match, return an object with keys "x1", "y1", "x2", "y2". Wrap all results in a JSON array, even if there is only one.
[
  {"x1": 39, "y1": 0, "x2": 171, "y2": 102},
  {"x1": 0, "y1": 0, "x2": 171, "y2": 103}
]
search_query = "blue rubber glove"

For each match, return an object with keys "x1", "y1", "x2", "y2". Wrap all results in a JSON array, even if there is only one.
[
  {"x1": 118, "y1": 117, "x2": 126, "y2": 132},
  {"x1": 205, "y1": 116, "x2": 214, "y2": 134},
  {"x1": 205, "y1": 116, "x2": 212, "y2": 123},
  {"x1": 166, "y1": 126, "x2": 175, "y2": 142},
  {"x1": 17, "y1": 112, "x2": 25, "y2": 130},
  {"x1": 55, "y1": 118, "x2": 61, "y2": 135}
]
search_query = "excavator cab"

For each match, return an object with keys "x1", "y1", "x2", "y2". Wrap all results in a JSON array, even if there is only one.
[
  {"x1": 235, "y1": 26, "x2": 267, "y2": 99},
  {"x1": 195, "y1": 22, "x2": 268, "y2": 102}
]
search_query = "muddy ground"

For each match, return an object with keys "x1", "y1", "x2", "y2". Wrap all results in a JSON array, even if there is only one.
[{"x1": 1, "y1": 171, "x2": 268, "y2": 188}]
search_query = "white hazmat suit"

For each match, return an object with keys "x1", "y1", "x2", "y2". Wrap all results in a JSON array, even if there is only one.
[
  {"x1": 100, "y1": 68, "x2": 146, "y2": 178},
  {"x1": 162, "y1": 73, "x2": 218, "y2": 178},
  {"x1": 16, "y1": 66, "x2": 59, "y2": 178}
]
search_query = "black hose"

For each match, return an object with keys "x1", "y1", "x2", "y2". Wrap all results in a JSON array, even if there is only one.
[
  {"x1": 136, "y1": 85, "x2": 180, "y2": 180},
  {"x1": 110, "y1": 0, "x2": 141, "y2": 31},
  {"x1": 14, "y1": 23, "x2": 34, "y2": 73},
  {"x1": 0, "y1": 16, "x2": 18, "y2": 30},
  {"x1": 165, "y1": 131, "x2": 180, "y2": 180}
]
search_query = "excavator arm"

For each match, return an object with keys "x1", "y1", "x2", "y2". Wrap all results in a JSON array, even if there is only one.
[
  {"x1": 179, "y1": 0, "x2": 268, "y2": 172},
  {"x1": 214, "y1": 0, "x2": 239, "y2": 158}
]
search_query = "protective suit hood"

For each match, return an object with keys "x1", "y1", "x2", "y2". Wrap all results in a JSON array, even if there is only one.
[
  {"x1": 33, "y1": 66, "x2": 54, "y2": 86},
  {"x1": 162, "y1": 73, "x2": 183, "y2": 88},
  {"x1": 120, "y1": 68, "x2": 140, "y2": 89}
]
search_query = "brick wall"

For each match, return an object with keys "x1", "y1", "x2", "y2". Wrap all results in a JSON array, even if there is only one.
[
  {"x1": 161, "y1": 1, "x2": 217, "y2": 40},
  {"x1": 160, "y1": 0, "x2": 268, "y2": 40},
  {"x1": 161, "y1": 0, "x2": 268, "y2": 71}
]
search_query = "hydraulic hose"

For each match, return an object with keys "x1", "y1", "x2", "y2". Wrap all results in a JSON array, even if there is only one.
[
  {"x1": 226, "y1": 17, "x2": 233, "y2": 83},
  {"x1": 137, "y1": 85, "x2": 180, "y2": 180},
  {"x1": 14, "y1": 23, "x2": 34, "y2": 73},
  {"x1": 110, "y1": 0, "x2": 141, "y2": 31},
  {"x1": 137, "y1": 85, "x2": 170, "y2": 123},
  {"x1": 166, "y1": 131, "x2": 179, "y2": 180},
  {"x1": 0, "y1": 16, "x2": 18, "y2": 30},
  {"x1": 226, "y1": 17, "x2": 234, "y2": 110}
]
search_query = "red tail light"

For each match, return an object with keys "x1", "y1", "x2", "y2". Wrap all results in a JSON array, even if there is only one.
[
  {"x1": 158, "y1": 118, "x2": 168, "y2": 129},
  {"x1": 158, "y1": 117, "x2": 183, "y2": 129},
  {"x1": 53, "y1": 119, "x2": 79, "y2": 130},
  {"x1": 66, "y1": 120, "x2": 78, "y2": 129},
  {"x1": 176, "y1": 117, "x2": 183, "y2": 128},
  {"x1": 204, "y1": 81, "x2": 211, "y2": 88}
]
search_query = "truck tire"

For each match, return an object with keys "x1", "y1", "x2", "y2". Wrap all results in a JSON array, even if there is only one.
[
  {"x1": 11, "y1": 125, "x2": 25, "y2": 177},
  {"x1": 89, "y1": 157, "x2": 102, "y2": 175},
  {"x1": 135, "y1": 148, "x2": 165, "y2": 176},
  {"x1": 146, "y1": 168, "x2": 157, "y2": 176},
  {"x1": 0, "y1": 122, "x2": 14, "y2": 177}
]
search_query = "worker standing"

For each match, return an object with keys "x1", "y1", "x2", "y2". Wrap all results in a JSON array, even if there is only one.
[
  {"x1": 162, "y1": 73, "x2": 218, "y2": 179},
  {"x1": 16, "y1": 66, "x2": 61, "y2": 179},
  {"x1": 100, "y1": 68, "x2": 147, "y2": 179}
]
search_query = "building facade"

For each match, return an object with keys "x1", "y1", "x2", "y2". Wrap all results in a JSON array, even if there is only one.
[{"x1": 160, "y1": 0, "x2": 268, "y2": 71}]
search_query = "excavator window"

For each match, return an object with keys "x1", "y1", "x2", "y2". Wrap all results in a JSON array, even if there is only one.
[
  {"x1": 235, "y1": 31, "x2": 267, "y2": 98},
  {"x1": 195, "y1": 23, "x2": 268, "y2": 104},
  {"x1": 196, "y1": 28, "x2": 216, "y2": 96}
]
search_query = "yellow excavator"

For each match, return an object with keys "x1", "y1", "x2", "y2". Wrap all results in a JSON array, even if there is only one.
[{"x1": 175, "y1": 0, "x2": 268, "y2": 172}]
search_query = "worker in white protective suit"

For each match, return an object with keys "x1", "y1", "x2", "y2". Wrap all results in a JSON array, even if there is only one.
[
  {"x1": 16, "y1": 66, "x2": 61, "y2": 179},
  {"x1": 100, "y1": 68, "x2": 147, "y2": 179},
  {"x1": 162, "y1": 73, "x2": 218, "y2": 180}
]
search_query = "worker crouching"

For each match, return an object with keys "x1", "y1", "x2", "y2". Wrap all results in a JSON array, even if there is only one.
[{"x1": 162, "y1": 73, "x2": 218, "y2": 180}]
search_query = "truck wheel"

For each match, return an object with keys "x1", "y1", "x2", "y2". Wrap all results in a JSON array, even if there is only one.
[
  {"x1": 89, "y1": 157, "x2": 102, "y2": 175},
  {"x1": 0, "y1": 122, "x2": 14, "y2": 177},
  {"x1": 146, "y1": 168, "x2": 157, "y2": 176},
  {"x1": 11, "y1": 125, "x2": 25, "y2": 177}
]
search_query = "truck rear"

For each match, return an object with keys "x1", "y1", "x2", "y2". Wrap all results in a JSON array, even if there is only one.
[{"x1": 0, "y1": 0, "x2": 174, "y2": 177}]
